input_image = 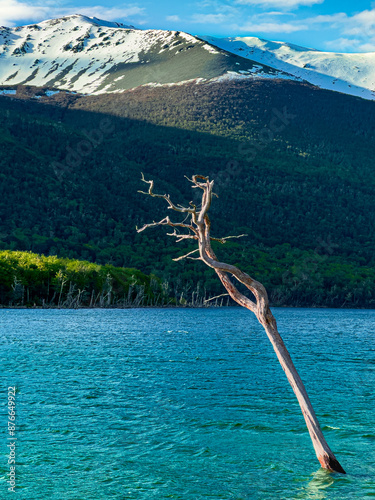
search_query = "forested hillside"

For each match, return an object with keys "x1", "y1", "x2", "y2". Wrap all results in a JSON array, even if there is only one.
[{"x1": 1, "y1": 79, "x2": 375, "y2": 307}]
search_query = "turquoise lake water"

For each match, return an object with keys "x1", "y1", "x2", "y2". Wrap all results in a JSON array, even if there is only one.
[{"x1": 0, "y1": 307, "x2": 374, "y2": 499}]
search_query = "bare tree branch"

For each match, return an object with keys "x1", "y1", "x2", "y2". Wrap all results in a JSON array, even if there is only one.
[
  {"x1": 166, "y1": 230, "x2": 197, "y2": 242},
  {"x1": 211, "y1": 234, "x2": 248, "y2": 244},
  {"x1": 173, "y1": 249, "x2": 200, "y2": 261},
  {"x1": 138, "y1": 172, "x2": 194, "y2": 214},
  {"x1": 136, "y1": 217, "x2": 169, "y2": 233},
  {"x1": 204, "y1": 293, "x2": 229, "y2": 303},
  {"x1": 137, "y1": 215, "x2": 198, "y2": 239}
]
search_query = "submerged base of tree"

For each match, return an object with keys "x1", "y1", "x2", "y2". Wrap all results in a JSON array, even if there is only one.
[{"x1": 319, "y1": 455, "x2": 346, "y2": 474}]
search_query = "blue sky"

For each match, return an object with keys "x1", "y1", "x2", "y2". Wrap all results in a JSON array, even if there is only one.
[{"x1": 1, "y1": 0, "x2": 375, "y2": 52}]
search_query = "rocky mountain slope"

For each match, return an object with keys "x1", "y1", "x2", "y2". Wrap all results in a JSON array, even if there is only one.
[{"x1": 0, "y1": 15, "x2": 295, "y2": 95}]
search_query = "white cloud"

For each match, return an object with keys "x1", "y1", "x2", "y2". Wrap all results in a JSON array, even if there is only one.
[
  {"x1": 191, "y1": 13, "x2": 228, "y2": 24},
  {"x1": 0, "y1": 0, "x2": 46, "y2": 26},
  {"x1": 229, "y1": 10, "x2": 306, "y2": 33},
  {"x1": 306, "y1": 13, "x2": 347, "y2": 25},
  {"x1": 198, "y1": 0, "x2": 237, "y2": 12},
  {"x1": 71, "y1": 6, "x2": 145, "y2": 21},
  {"x1": 262, "y1": 10, "x2": 297, "y2": 16},
  {"x1": 235, "y1": 0, "x2": 323, "y2": 9},
  {"x1": 235, "y1": 21, "x2": 307, "y2": 32},
  {"x1": 0, "y1": 0, "x2": 145, "y2": 27},
  {"x1": 166, "y1": 15, "x2": 180, "y2": 22},
  {"x1": 325, "y1": 36, "x2": 375, "y2": 53},
  {"x1": 194, "y1": 1, "x2": 240, "y2": 18},
  {"x1": 343, "y1": 10, "x2": 375, "y2": 36},
  {"x1": 190, "y1": 2, "x2": 241, "y2": 24},
  {"x1": 325, "y1": 37, "x2": 361, "y2": 51},
  {"x1": 307, "y1": 9, "x2": 375, "y2": 51},
  {"x1": 357, "y1": 41, "x2": 375, "y2": 51},
  {"x1": 306, "y1": 9, "x2": 375, "y2": 37}
]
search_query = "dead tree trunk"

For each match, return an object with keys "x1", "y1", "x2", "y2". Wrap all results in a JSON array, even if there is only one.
[{"x1": 137, "y1": 174, "x2": 345, "y2": 474}]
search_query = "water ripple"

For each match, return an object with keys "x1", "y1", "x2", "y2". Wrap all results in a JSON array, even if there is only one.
[{"x1": 0, "y1": 307, "x2": 374, "y2": 499}]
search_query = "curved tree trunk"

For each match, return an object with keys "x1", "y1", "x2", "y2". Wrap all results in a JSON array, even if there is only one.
[
  {"x1": 137, "y1": 173, "x2": 346, "y2": 474},
  {"x1": 205, "y1": 247, "x2": 346, "y2": 473}
]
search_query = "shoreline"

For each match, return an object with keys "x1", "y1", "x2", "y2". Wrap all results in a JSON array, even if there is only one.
[{"x1": 1, "y1": 304, "x2": 374, "y2": 310}]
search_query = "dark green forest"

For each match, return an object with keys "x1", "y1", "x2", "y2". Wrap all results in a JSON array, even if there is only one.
[{"x1": 1, "y1": 80, "x2": 375, "y2": 307}]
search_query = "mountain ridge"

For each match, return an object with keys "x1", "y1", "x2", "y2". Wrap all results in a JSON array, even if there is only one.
[
  {"x1": 1, "y1": 15, "x2": 375, "y2": 100},
  {"x1": 201, "y1": 35, "x2": 375, "y2": 101},
  {"x1": 0, "y1": 15, "x2": 296, "y2": 95}
]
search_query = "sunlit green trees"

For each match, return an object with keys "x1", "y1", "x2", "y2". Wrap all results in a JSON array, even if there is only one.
[{"x1": 0, "y1": 250, "x2": 168, "y2": 307}]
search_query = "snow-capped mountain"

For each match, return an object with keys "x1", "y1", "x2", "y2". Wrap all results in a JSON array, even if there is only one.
[
  {"x1": 0, "y1": 15, "x2": 295, "y2": 95},
  {"x1": 200, "y1": 36, "x2": 375, "y2": 101},
  {"x1": 1, "y1": 15, "x2": 375, "y2": 100}
]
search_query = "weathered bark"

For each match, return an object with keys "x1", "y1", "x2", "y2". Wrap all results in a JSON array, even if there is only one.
[
  {"x1": 262, "y1": 321, "x2": 345, "y2": 473},
  {"x1": 137, "y1": 174, "x2": 346, "y2": 474}
]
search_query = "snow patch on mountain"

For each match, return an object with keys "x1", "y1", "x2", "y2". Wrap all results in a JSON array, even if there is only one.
[
  {"x1": 209, "y1": 68, "x2": 300, "y2": 86},
  {"x1": 200, "y1": 35, "x2": 375, "y2": 100},
  {"x1": 37, "y1": 14, "x2": 136, "y2": 30}
]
